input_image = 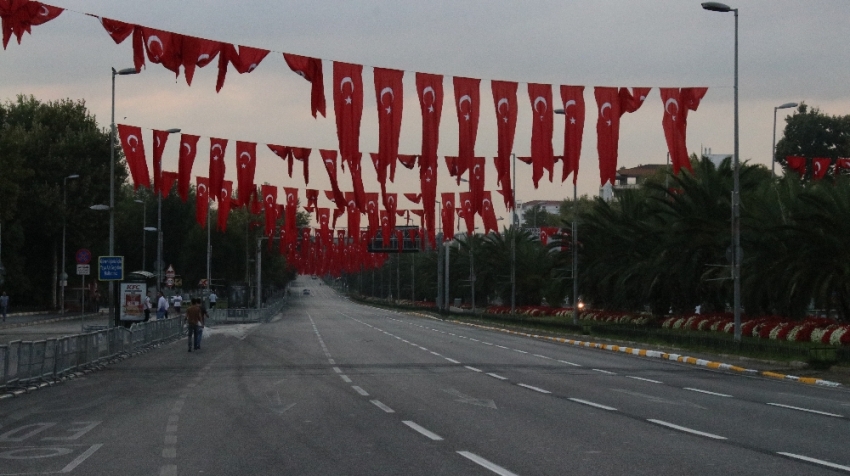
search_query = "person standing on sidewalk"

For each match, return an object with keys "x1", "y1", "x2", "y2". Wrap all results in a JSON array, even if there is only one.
[
  {"x1": 208, "y1": 291, "x2": 217, "y2": 309},
  {"x1": 0, "y1": 292, "x2": 8, "y2": 322},
  {"x1": 143, "y1": 292, "x2": 153, "y2": 321},
  {"x1": 157, "y1": 291, "x2": 168, "y2": 320},
  {"x1": 185, "y1": 298, "x2": 203, "y2": 352},
  {"x1": 172, "y1": 294, "x2": 183, "y2": 316}
]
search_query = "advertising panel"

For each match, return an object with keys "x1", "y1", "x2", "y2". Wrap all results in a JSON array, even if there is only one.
[{"x1": 120, "y1": 282, "x2": 147, "y2": 321}]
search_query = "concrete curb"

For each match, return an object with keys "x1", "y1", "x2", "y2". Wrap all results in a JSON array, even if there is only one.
[{"x1": 396, "y1": 310, "x2": 843, "y2": 389}]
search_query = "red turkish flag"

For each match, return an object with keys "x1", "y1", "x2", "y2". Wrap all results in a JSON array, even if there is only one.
[
  {"x1": 319, "y1": 149, "x2": 345, "y2": 209},
  {"x1": 480, "y1": 191, "x2": 499, "y2": 236},
  {"x1": 595, "y1": 87, "x2": 651, "y2": 186},
  {"x1": 345, "y1": 192, "x2": 361, "y2": 243},
  {"x1": 283, "y1": 53, "x2": 326, "y2": 118},
  {"x1": 469, "y1": 157, "x2": 486, "y2": 214},
  {"x1": 441, "y1": 192, "x2": 455, "y2": 241},
  {"x1": 416, "y1": 73, "x2": 444, "y2": 161},
  {"x1": 459, "y1": 192, "x2": 475, "y2": 236},
  {"x1": 398, "y1": 154, "x2": 418, "y2": 170},
  {"x1": 196, "y1": 177, "x2": 210, "y2": 228},
  {"x1": 560, "y1": 85, "x2": 585, "y2": 184},
  {"x1": 1, "y1": 1, "x2": 63, "y2": 49},
  {"x1": 365, "y1": 192, "x2": 380, "y2": 243},
  {"x1": 98, "y1": 16, "x2": 133, "y2": 44},
  {"x1": 404, "y1": 193, "x2": 422, "y2": 204},
  {"x1": 267, "y1": 144, "x2": 293, "y2": 177},
  {"x1": 208, "y1": 138, "x2": 227, "y2": 202},
  {"x1": 216, "y1": 44, "x2": 269, "y2": 92},
  {"x1": 116, "y1": 124, "x2": 150, "y2": 190},
  {"x1": 379, "y1": 211, "x2": 392, "y2": 247},
  {"x1": 492, "y1": 80, "x2": 518, "y2": 201},
  {"x1": 785, "y1": 156, "x2": 806, "y2": 176},
  {"x1": 235, "y1": 141, "x2": 257, "y2": 207},
  {"x1": 333, "y1": 61, "x2": 364, "y2": 161},
  {"x1": 445, "y1": 156, "x2": 469, "y2": 185},
  {"x1": 217, "y1": 180, "x2": 233, "y2": 232},
  {"x1": 137, "y1": 27, "x2": 182, "y2": 75},
  {"x1": 661, "y1": 87, "x2": 708, "y2": 175},
  {"x1": 291, "y1": 148, "x2": 311, "y2": 184},
  {"x1": 261, "y1": 184, "x2": 278, "y2": 236},
  {"x1": 420, "y1": 153, "x2": 438, "y2": 247},
  {"x1": 836, "y1": 158, "x2": 850, "y2": 171},
  {"x1": 160, "y1": 171, "x2": 179, "y2": 198},
  {"x1": 454, "y1": 77, "x2": 481, "y2": 160},
  {"x1": 346, "y1": 152, "x2": 366, "y2": 211},
  {"x1": 528, "y1": 83, "x2": 555, "y2": 188},
  {"x1": 374, "y1": 68, "x2": 404, "y2": 185},
  {"x1": 383, "y1": 193, "x2": 399, "y2": 247},
  {"x1": 283, "y1": 187, "x2": 299, "y2": 243},
  {"x1": 317, "y1": 208, "x2": 331, "y2": 243},
  {"x1": 181, "y1": 36, "x2": 221, "y2": 86},
  {"x1": 539, "y1": 227, "x2": 560, "y2": 246},
  {"x1": 177, "y1": 134, "x2": 200, "y2": 202},
  {"x1": 812, "y1": 158, "x2": 832, "y2": 180},
  {"x1": 152, "y1": 130, "x2": 171, "y2": 194},
  {"x1": 305, "y1": 189, "x2": 319, "y2": 211}
]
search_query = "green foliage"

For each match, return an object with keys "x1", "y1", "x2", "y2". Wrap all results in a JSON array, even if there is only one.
[{"x1": 774, "y1": 104, "x2": 850, "y2": 178}]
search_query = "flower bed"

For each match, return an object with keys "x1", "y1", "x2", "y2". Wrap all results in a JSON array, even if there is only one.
[{"x1": 659, "y1": 314, "x2": 850, "y2": 346}]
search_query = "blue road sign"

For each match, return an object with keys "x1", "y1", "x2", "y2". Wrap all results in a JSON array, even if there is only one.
[
  {"x1": 76, "y1": 248, "x2": 92, "y2": 264},
  {"x1": 98, "y1": 256, "x2": 124, "y2": 281}
]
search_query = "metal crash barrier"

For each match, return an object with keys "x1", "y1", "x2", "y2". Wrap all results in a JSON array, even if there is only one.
[
  {"x1": 207, "y1": 299, "x2": 286, "y2": 324},
  {"x1": 0, "y1": 317, "x2": 183, "y2": 392}
]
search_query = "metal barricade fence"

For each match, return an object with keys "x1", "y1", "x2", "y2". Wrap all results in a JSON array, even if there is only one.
[{"x1": 1, "y1": 317, "x2": 185, "y2": 392}]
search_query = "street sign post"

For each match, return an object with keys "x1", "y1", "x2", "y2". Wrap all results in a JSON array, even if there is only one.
[
  {"x1": 75, "y1": 249, "x2": 92, "y2": 265},
  {"x1": 98, "y1": 256, "x2": 124, "y2": 281},
  {"x1": 76, "y1": 264, "x2": 90, "y2": 276}
]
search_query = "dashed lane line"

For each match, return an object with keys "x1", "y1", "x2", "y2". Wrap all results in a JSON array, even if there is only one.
[
  {"x1": 402, "y1": 421, "x2": 444, "y2": 441},
  {"x1": 592, "y1": 369, "x2": 617, "y2": 375},
  {"x1": 568, "y1": 398, "x2": 617, "y2": 411},
  {"x1": 457, "y1": 451, "x2": 520, "y2": 476},
  {"x1": 352, "y1": 386, "x2": 369, "y2": 396},
  {"x1": 627, "y1": 376, "x2": 663, "y2": 384},
  {"x1": 371, "y1": 400, "x2": 396, "y2": 413},
  {"x1": 487, "y1": 373, "x2": 508, "y2": 381},
  {"x1": 517, "y1": 383, "x2": 551, "y2": 394},
  {"x1": 766, "y1": 403, "x2": 844, "y2": 418},
  {"x1": 647, "y1": 419, "x2": 727, "y2": 440},
  {"x1": 464, "y1": 366, "x2": 482, "y2": 373},
  {"x1": 444, "y1": 358, "x2": 461, "y2": 364},
  {"x1": 683, "y1": 387, "x2": 733, "y2": 398},
  {"x1": 777, "y1": 452, "x2": 850, "y2": 472}
]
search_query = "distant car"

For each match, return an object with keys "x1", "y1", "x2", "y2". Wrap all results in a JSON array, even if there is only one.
[{"x1": 303, "y1": 289, "x2": 310, "y2": 295}]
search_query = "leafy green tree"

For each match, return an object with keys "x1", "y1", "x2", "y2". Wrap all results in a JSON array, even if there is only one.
[{"x1": 774, "y1": 104, "x2": 850, "y2": 178}]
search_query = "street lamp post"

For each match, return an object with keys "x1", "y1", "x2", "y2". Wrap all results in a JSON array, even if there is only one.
[
  {"x1": 153, "y1": 128, "x2": 181, "y2": 297},
  {"x1": 702, "y1": 1, "x2": 742, "y2": 341},
  {"x1": 61, "y1": 174, "x2": 80, "y2": 314},
  {"x1": 554, "y1": 109, "x2": 580, "y2": 324},
  {"x1": 772, "y1": 102, "x2": 798, "y2": 175},
  {"x1": 134, "y1": 198, "x2": 147, "y2": 271},
  {"x1": 511, "y1": 153, "x2": 517, "y2": 318},
  {"x1": 109, "y1": 66, "x2": 138, "y2": 326}
]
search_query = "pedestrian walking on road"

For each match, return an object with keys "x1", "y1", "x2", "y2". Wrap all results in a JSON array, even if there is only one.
[
  {"x1": 186, "y1": 298, "x2": 204, "y2": 352},
  {"x1": 144, "y1": 292, "x2": 152, "y2": 321},
  {"x1": 173, "y1": 294, "x2": 183, "y2": 316},
  {"x1": 157, "y1": 291, "x2": 168, "y2": 320},
  {"x1": 0, "y1": 292, "x2": 8, "y2": 322},
  {"x1": 208, "y1": 291, "x2": 217, "y2": 309}
]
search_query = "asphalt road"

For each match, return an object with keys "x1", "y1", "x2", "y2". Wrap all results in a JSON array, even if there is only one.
[{"x1": 1, "y1": 276, "x2": 849, "y2": 475}]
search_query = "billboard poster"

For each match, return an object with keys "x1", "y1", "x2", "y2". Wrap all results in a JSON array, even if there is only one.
[
  {"x1": 120, "y1": 282, "x2": 146, "y2": 321},
  {"x1": 228, "y1": 284, "x2": 249, "y2": 309}
]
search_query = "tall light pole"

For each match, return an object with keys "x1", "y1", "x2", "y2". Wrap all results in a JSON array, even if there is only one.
[
  {"x1": 772, "y1": 102, "x2": 798, "y2": 175},
  {"x1": 61, "y1": 174, "x2": 80, "y2": 314},
  {"x1": 134, "y1": 198, "x2": 147, "y2": 271},
  {"x1": 554, "y1": 109, "x2": 580, "y2": 324},
  {"x1": 511, "y1": 153, "x2": 517, "y2": 318},
  {"x1": 109, "y1": 66, "x2": 138, "y2": 325},
  {"x1": 154, "y1": 128, "x2": 181, "y2": 297},
  {"x1": 702, "y1": 1, "x2": 742, "y2": 341}
]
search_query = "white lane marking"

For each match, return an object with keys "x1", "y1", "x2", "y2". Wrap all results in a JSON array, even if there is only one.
[
  {"x1": 517, "y1": 383, "x2": 551, "y2": 394},
  {"x1": 558, "y1": 360, "x2": 582, "y2": 367},
  {"x1": 482, "y1": 342, "x2": 493, "y2": 346},
  {"x1": 419, "y1": 347, "x2": 429, "y2": 351},
  {"x1": 513, "y1": 349, "x2": 528, "y2": 354},
  {"x1": 445, "y1": 358, "x2": 461, "y2": 364},
  {"x1": 402, "y1": 421, "x2": 444, "y2": 441},
  {"x1": 777, "y1": 452, "x2": 850, "y2": 472},
  {"x1": 487, "y1": 373, "x2": 508, "y2": 381},
  {"x1": 766, "y1": 402, "x2": 844, "y2": 418},
  {"x1": 332, "y1": 367, "x2": 342, "y2": 374},
  {"x1": 340, "y1": 375, "x2": 352, "y2": 383},
  {"x1": 569, "y1": 398, "x2": 617, "y2": 411},
  {"x1": 457, "y1": 451, "x2": 519, "y2": 476},
  {"x1": 159, "y1": 465, "x2": 177, "y2": 476},
  {"x1": 328, "y1": 359, "x2": 335, "y2": 364},
  {"x1": 430, "y1": 351, "x2": 442, "y2": 356},
  {"x1": 533, "y1": 354, "x2": 552, "y2": 360},
  {"x1": 495, "y1": 345, "x2": 509, "y2": 349},
  {"x1": 469, "y1": 338, "x2": 479, "y2": 342},
  {"x1": 647, "y1": 419, "x2": 727, "y2": 440},
  {"x1": 627, "y1": 376, "x2": 663, "y2": 384},
  {"x1": 592, "y1": 369, "x2": 616, "y2": 375},
  {"x1": 59, "y1": 443, "x2": 103, "y2": 473},
  {"x1": 371, "y1": 400, "x2": 395, "y2": 413},
  {"x1": 683, "y1": 387, "x2": 732, "y2": 398},
  {"x1": 449, "y1": 333, "x2": 456, "y2": 336},
  {"x1": 464, "y1": 366, "x2": 482, "y2": 372},
  {"x1": 352, "y1": 386, "x2": 369, "y2": 396}
]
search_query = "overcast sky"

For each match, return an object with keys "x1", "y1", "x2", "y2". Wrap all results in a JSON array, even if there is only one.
[{"x1": 2, "y1": 0, "x2": 848, "y2": 225}]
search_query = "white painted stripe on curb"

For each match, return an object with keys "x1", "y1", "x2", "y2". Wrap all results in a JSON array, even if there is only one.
[
  {"x1": 402, "y1": 421, "x2": 443, "y2": 441},
  {"x1": 777, "y1": 452, "x2": 850, "y2": 472},
  {"x1": 352, "y1": 386, "x2": 369, "y2": 396},
  {"x1": 518, "y1": 383, "x2": 551, "y2": 394},
  {"x1": 766, "y1": 403, "x2": 844, "y2": 418},
  {"x1": 627, "y1": 376, "x2": 663, "y2": 384},
  {"x1": 487, "y1": 373, "x2": 508, "y2": 380},
  {"x1": 647, "y1": 419, "x2": 726, "y2": 440},
  {"x1": 569, "y1": 398, "x2": 617, "y2": 411},
  {"x1": 683, "y1": 387, "x2": 732, "y2": 398},
  {"x1": 370, "y1": 400, "x2": 395, "y2": 413},
  {"x1": 457, "y1": 451, "x2": 519, "y2": 476},
  {"x1": 464, "y1": 366, "x2": 482, "y2": 372}
]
